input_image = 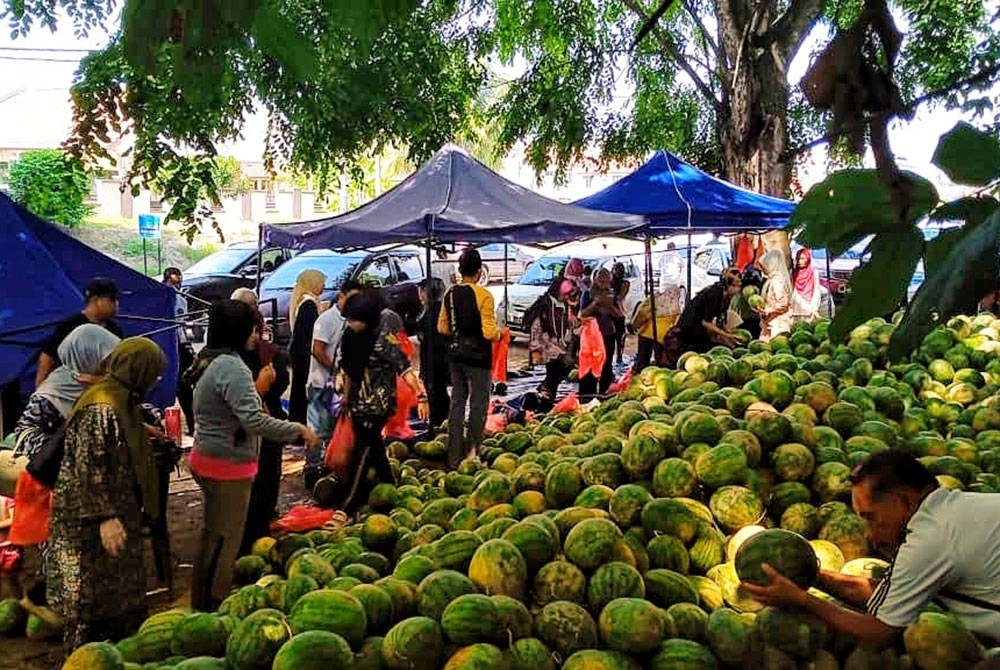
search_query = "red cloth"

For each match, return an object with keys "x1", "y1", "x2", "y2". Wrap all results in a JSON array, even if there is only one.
[
  {"x1": 734, "y1": 234, "x2": 756, "y2": 270},
  {"x1": 271, "y1": 504, "x2": 334, "y2": 533},
  {"x1": 492, "y1": 328, "x2": 510, "y2": 383},
  {"x1": 188, "y1": 451, "x2": 258, "y2": 481},
  {"x1": 9, "y1": 471, "x2": 50, "y2": 546},
  {"x1": 793, "y1": 249, "x2": 816, "y2": 302}
]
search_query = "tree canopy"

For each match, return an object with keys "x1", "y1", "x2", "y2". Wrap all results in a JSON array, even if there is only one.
[{"x1": 2, "y1": 0, "x2": 997, "y2": 232}]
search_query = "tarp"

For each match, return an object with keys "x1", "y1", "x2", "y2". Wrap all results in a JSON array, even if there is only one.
[
  {"x1": 263, "y1": 144, "x2": 645, "y2": 250},
  {"x1": 0, "y1": 192, "x2": 178, "y2": 409},
  {"x1": 573, "y1": 151, "x2": 795, "y2": 232}
]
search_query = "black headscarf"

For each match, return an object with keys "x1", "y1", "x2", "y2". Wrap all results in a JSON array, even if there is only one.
[
  {"x1": 340, "y1": 289, "x2": 385, "y2": 384},
  {"x1": 183, "y1": 299, "x2": 257, "y2": 387}
]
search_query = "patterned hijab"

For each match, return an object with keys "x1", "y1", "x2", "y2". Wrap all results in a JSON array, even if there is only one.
[
  {"x1": 71, "y1": 338, "x2": 166, "y2": 519},
  {"x1": 35, "y1": 323, "x2": 121, "y2": 417}
]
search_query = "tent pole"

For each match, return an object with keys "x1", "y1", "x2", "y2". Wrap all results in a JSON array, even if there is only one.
[
  {"x1": 647, "y1": 235, "x2": 658, "y2": 346},
  {"x1": 825, "y1": 249, "x2": 833, "y2": 316},
  {"x1": 255, "y1": 222, "x2": 264, "y2": 297},
  {"x1": 503, "y1": 243, "x2": 509, "y2": 324},
  {"x1": 423, "y1": 214, "x2": 435, "y2": 427},
  {"x1": 686, "y1": 229, "x2": 693, "y2": 305}
]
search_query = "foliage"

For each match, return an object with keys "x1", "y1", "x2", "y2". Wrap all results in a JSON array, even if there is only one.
[
  {"x1": 5, "y1": 149, "x2": 93, "y2": 227},
  {"x1": 211, "y1": 157, "x2": 253, "y2": 198}
]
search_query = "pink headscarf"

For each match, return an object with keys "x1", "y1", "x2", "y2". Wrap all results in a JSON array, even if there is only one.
[{"x1": 793, "y1": 249, "x2": 815, "y2": 302}]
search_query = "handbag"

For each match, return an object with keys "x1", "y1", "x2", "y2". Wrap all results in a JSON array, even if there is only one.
[{"x1": 446, "y1": 286, "x2": 491, "y2": 367}]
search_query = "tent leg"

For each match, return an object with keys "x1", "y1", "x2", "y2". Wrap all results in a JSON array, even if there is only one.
[
  {"x1": 422, "y1": 215, "x2": 435, "y2": 430},
  {"x1": 686, "y1": 229, "x2": 693, "y2": 305},
  {"x1": 255, "y1": 223, "x2": 264, "y2": 296},
  {"x1": 647, "y1": 236, "x2": 658, "y2": 346}
]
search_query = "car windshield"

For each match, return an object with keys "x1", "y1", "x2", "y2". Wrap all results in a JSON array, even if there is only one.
[
  {"x1": 262, "y1": 255, "x2": 361, "y2": 290},
  {"x1": 185, "y1": 248, "x2": 253, "y2": 275},
  {"x1": 518, "y1": 257, "x2": 569, "y2": 286}
]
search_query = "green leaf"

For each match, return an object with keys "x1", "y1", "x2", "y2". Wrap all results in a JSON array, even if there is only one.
[
  {"x1": 888, "y1": 210, "x2": 1000, "y2": 360},
  {"x1": 251, "y1": 3, "x2": 320, "y2": 82},
  {"x1": 932, "y1": 122, "x2": 1000, "y2": 187},
  {"x1": 930, "y1": 196, "x2": 1000, "y2": 225},
  {"x1": 789, "y1": 170, "x2": 938, "y2": 256},
  {"x1": 829, "y1": 227, "x2": 924, "y2": 341}
]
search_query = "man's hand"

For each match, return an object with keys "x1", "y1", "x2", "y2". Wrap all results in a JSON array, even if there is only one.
[
  {"x1": 100, "y1": 517, "x2": 127, "y2": 557},
  {"x1": 300, "y1": 425, "x2": 323, "y2": 450},
  {"x1": 417, "y1": 398, "x2": 430, "y2": 421},
  {"x1": 74, "y1": 372, "x2": 102, "y2": 387},
  {"x1": 145, "y1": 423, "x2": 167, "y2": 443},
  {"x1": 739, "y1": 564, "x2": 809, "y2": 608}
]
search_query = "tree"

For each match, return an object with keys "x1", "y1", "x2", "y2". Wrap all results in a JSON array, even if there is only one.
[{"x1": 5, "y1": 149, "x2": 93, "y2": 227}]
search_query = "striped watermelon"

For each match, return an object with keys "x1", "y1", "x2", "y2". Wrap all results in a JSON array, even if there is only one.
[
  {"x1": 598, "y1": 598, "x2": 664, "y2": 655},
  {"x1": 381, "y1": 617, "x2": 444, "y2": 670},
  {"x1": 467, "y1": 539, "x2": 528, "y2": 599},
  {"x1": 586, "y1": 561, "x2": 646, "y2": 612},
  {"x1": 288, "y1": 589, "x2": 367, "y2": 648}
]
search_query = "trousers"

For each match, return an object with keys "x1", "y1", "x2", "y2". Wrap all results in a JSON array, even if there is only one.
[
  {"x1": 192, "y1": 476, "x2": 253, "y2": 611},
  {"x1": 447, "y1": 363, "x2": 491, "y2": 466}
]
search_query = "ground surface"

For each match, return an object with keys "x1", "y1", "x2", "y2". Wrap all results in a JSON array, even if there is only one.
[{"x1": 4, "y1": 340, "x2": 636, "y2": 669}]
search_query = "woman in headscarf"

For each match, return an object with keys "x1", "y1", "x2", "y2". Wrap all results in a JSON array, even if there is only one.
[
  {"x1": 187, "y1": 300, "x2": 320, "y2": 610},
  {"x1": 325, "y1": 289, "x2": 428, "y2": 525},
  {"x1": 758, "y1": 250, "x2": 794, "y2": 341},
  {"x1": 230, "y1": 289, "x2": 292, "y2": 555},
  {"x1": 563, "y1": 258, "x2": 588, "y2": 295},
  {"x1": 46, "y1": 338, "x2": 165, "y2": 652},
  {"x1": 12, "y1": 324, "x2": 120, "y2": 461},
  {"x1": 791, "y1": 249, "x2": 822, "y2": 323},
  {"x1": 524, "y1": 278, "x2": 577, "y2": 409},
  {"x1": 288, "y1": 269, "x2": 327, "y2": 424}
]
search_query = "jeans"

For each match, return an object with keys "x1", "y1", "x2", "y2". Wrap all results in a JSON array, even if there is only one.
[
  {"x1": 447, "y1": 363, "x2": 492, "y2": 467},
  {"x1": 633, "y1": 336, "x2": 664, "y2": 373},
  {"x1": 306, "y1": 386, "x2": 336, "y2": 468}
]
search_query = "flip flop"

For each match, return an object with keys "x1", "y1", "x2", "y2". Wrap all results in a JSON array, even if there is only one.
[{"x1": 323, "y1": 510, "x2": 351, "y2": 531}]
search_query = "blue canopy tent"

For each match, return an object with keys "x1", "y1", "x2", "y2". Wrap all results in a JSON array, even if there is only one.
[
  {"x1": 262, "y1": 144, "x2": 645, "y2": 251},
  {"x1": 573, "y1": 150, "x2": 795, "y2": 231},
  {"x1": 0, "y1": 192, "x2": 179, "y2": 425}
]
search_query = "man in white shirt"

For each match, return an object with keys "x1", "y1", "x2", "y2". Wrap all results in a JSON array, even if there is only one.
[
  {"x1": 658, "y1": 242, "x2": 685, "y2": 290},
  {"x1": 742, "y1": 449, "x2": 1000, "y2": 645},
  {"x1": 306, "y1": 280, "x2": 363, "y2": 461}
]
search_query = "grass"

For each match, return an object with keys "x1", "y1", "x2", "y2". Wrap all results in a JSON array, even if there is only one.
[{"x1": 72, "y1": 216, "x2": 221, "y2": 277}]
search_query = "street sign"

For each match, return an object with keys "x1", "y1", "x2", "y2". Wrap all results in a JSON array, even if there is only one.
[{"x1": 138, "y1": 214, "x2": 161, "y2": 240}]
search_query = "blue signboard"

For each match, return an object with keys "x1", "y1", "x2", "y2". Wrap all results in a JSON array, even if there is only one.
[{"x1": 138, "y1": 214, "x2": 161, "y2": 240}]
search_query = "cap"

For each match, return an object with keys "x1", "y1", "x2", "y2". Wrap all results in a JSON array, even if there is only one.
[{"x1": 84, "y1": 277, "x2": 119, "y2": 301}]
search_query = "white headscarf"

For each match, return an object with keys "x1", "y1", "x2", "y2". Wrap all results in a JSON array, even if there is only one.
[
  {"x1": 35, "y1": 323, "x2": 121, "y2": 417},
  {"x1": 760, "y1": 249, "x2": 792, "y2": 296}
]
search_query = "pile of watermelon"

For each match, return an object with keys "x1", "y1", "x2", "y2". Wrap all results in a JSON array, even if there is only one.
[{"x1": 12, "y1": 311, "x2": 1000, "y2": 669}]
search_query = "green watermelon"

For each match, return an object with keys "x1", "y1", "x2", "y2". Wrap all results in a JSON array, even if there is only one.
[
  {"x1": 504, "y1": 637, "x2": 558, "y2": 670},
  {"x1": 586, "y1": 561, "x2": 645, "y2": 611},
  {"x1": 562, "y1": 518, "x2": 622, "y2": 570},
  {"x1": 62, "y1": 642, "x2": 125, "y2": 670},
  {"x1": 667, "y1": 601, "x2": 709, "y2": 641},
  {"x1": 641, "y1": 497, "x2": 700, "y2": 542},
  {"x1": 288, "y1": 589, "x2": 368, "y2": 648},
  {"x1": 440, "y1": 593, "x2": 500, "y2": 645},
  {"x1": 0, "y1": 599, "x2": 27, "y2": 636},
  {"x1": 644, "y1": 569, "x2": 699, "y2": 608},
  {"x1": 492, "y1": 594, "x2": 533, "y2": 641},
  {"x1": 706, "y1": 608, "x2": 757, "y2": 665},
  {"x1": 756, "y1": 607, "x2": 828, "y2": 659},
  {"x1": 233, "y1": 555, "x2": 269, "y2": 585},
  {"x1": 442, "y1": 643, "x2": 506, "y2": 669},
  {"x1": 735, "y1": 528, "x2": 818, "y2": 589},
  {"x1": 562, "y1": 649, "x2": 640, "y2": 670},
  {"x1": 608, "y1": 484, "x2": 654, "y2": 527},
  {"x1": 272, "y1": 631, "x2": 354, "y2": 670},
  {"x1": 532, "y1": 601, "x2": 599, "y2": 658},
  {"x1": 170, "y1": 613, "x2": 230, "y2": 658},
  {"x1": 225, "y1": 608, "x2": 290, "y2": 670},
  {"x1": 501, "y1": 521, "x2": 559, "y2": 573},
  {"x1": 381, "y1": 617, "x2": 445, "y2": 670},
  {"x1": 351, "y1": 584, "x2": 395, "y2": 634},
  {"x1": 598, "y1": 597, "x2": 665, "y2": 655},
  {"x1": 467, "y1": 539, "x2": 528, "y2": 599},
  {"x1": 903, "y1": 611, "x2": 984, "y2": 669},
  {"x1": 695, "y1": 444, "x2": 748, "y2": 488},
  {"x1": 533, "y1": 560, "x2": 587, "y2": 606},
  {"x1": 709, "y1": 486, "x2": 764, "y2": 531},
  {"x1": 416, "y1": 570, "x2": 477, "y2": 620},
  {"x1": 649, "y1": 639, "x2": 719, "y2": 669},
  {"x1": 544, "y1": 463, "x2": 584, "y2": 508},
  {"x1": 393, "y1": 554, "x2": 437, "y2": 586},
  {"x1": 771, "y1": 443, "x2": 815, "y2": 481}
]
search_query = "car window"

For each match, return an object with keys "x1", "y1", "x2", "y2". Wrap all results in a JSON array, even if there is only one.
[
  {"x1": 694, "y1": 249, "x2": 724, "y2": 275},
  {"x1": 518, "y1": 257, "x2": 568, "y2": 286},
  {"x1": 243, "y1": 248, "x2": 285, "y2": 274},
  {"x1": 185, "y1": 247, "x2": 254, "y2": 275},
  {"x1": 261, "y1": 255, "x2": 362, "y2": 289},
  {"x1": 394, "y1": 255, "x2": 424, "y2": 282},
  {"x1": 358, "y1": 256, "x2": 394, "y2": 287}
]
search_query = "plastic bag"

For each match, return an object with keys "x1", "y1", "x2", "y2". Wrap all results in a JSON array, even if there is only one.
[
  {"x1": 552, "y1": 391, "x2": 580, "y2": 414},
  {"x1": 484, "y1": 410, "x2": 508, "y2": 436},
  {"x1": 384, "y1": 375, "x2": 417, "y2": 440},
  {"x1": 606, "y1": 369, "x2": 634, "y2": 396},
  {"x1": 578, "y1": 317, "x2": 607, "y2": 379},
  {"x1": 492, "y1": 328, "x2": 511, "y2": 383},
  {"x1": 324, "y1": 413, "x2": 355, "y2": 477},
  {"x1": 270, "y1": 504, "x2": 334, "y2": 534},
  {"x1": 9, "y1": 471, "x2": 50, "y2": 546}
]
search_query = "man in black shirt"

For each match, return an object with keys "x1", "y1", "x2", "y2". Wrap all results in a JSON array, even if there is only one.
[
  {"x1": 676, "y1": 269, "x2": 743, "y2": 352},
  {"x1": 35, "y1": 277, "x2": 123, "y2": 386}
]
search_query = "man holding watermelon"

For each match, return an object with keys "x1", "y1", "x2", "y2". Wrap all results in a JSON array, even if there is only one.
[{"x1": 741, "y1": 450, "x2": 1000, "y2": 644}]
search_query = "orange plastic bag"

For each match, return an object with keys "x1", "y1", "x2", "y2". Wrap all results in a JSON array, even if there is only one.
[
  {"x1": 607, "y1": 369, "x2": 634, "y2": 396},
  {"x1": 324, "y1": 413, "x2": 355, "y2": 478},
  {"x1": 578, "y1": 317, "x2": 606, "y2": 379},
  {"x1": 384, "y1": 375, "x2": 417, "y2": 440},
  {"x1": 552, "y1": 391, "x2": 581, "y2": 414},
  {"x1": 271, "y1": 504, "x2": 334, "y2": 533},
  {"x1": 492, "y1": 328, "x2": 511, "y2": 383},
  {"x1": 9, "y1": 471, "x2": 50, "y2": 546}
]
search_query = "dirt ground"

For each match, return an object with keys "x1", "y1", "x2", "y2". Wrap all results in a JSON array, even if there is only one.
[{"x1": 3, "y1": 340, "x2": 637, "y2": 669}]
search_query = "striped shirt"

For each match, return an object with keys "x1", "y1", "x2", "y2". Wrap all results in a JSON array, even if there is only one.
[{"x1": 866, "y1": 488, "x2": 1000, "y2": 641}]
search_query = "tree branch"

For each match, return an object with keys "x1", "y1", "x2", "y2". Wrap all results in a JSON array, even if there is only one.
[
  {"x1": 634, "y1": 0, "x2": 681, "y2": 47},
  {"x1": 756, "y1": 0, "x2": 827, "y2": 62},
  {"x1": 782, "y1": 61, "x2": 1000, "y2": 160},
  {"x1": 681, "y1": 0, "x2": 720, "y2": 57},
  {"x1": 625, "y1": 0, "x2": 724, "y2": 109}
]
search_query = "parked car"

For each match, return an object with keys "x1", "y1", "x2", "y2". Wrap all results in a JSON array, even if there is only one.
[
  {"x1": 430, "y1": 243, "x2": 535, "y2": 285},
  {"x1": 258, "y1": 247, "x2": 426, "y2": 346},
  {"x1": 182, "y1": 242, "x2": 296, "y2": 306},
  {"x1": 489, "y1": 251, "x2": 646, "y2": 337}
]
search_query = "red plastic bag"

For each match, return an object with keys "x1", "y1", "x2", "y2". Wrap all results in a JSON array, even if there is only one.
[
  {"x1": 606, "y1": 369, "x2": 634, "y2": 396},
  {"x1": 492, "y1": 328, "x2": 510, "y2": 383},
  {"x1": 552, "y1": 391, "x2": 581, "y2": 414},
  {"x1": 9, "y1": 471, "x2": 50, "y2": 546},
  {"x1": 324, "y1": 413, "x2": 355, "y2": 477},
  {"x1": 484, "y1": 409, "x2": 508, "y2": 436},
  {"x1": 578, "y1": 317, "x2": 606, "y2": 379},
  {"x1": 384, "y1": 375, "x2": 417, "y2": 440},
  {"x1": 270, "y1": 504, "x2": 334, "y2": 534},
  {"x1": 397, "y1": 330, "x2": 415, "y2": 359}
]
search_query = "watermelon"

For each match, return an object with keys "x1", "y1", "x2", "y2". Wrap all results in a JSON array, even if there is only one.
[
  {"x1": 393, "y1": 554, "x2": 437, "y2": 586},
  {"x1": 351, "y1": 584, "x2": 395, "y2": 634},
  {"x1": 533, "y1": 560, "x2": 587, "y2": 605},
  {"x1": 416, "y1": 570, "x2": 477, "y2": 620},
  {"x1": 501, "y1": 521, "x2": 559, "y2": 573},
  {"x1": 771, "y1": 443, "x2": 815, "y2": 481},
  {"x1": 63, "y1": 642, "x2": 124, "y2": 670},
  {"x1": 492, "y1": 594, "x2": 533, "y2": 640},
  {"x1": 720, "y1": 430, "x2": 762, "y2": 467},
  {"x1": 812, "y1": 461, "x2": 852, "y2": 503},
  {"x1": 641, "y1": 497, "x2": 700, "y2": 542},
  {"x1": 288, "y1": 589, "x2": 368, "y2": 648},
  {"x1": 709, "y1": 486, "x2": 764, "y2": 531},
  {"x1": 381, "y1": 617, "x2": 445, "y2": 670},
  {"x1": 818, "y1": 512, "x2": 870, "y2": 561},
  {"x1": 442, "y1": 643, "x2": 506, "y2": 669},
  {"x1": 0, "y1": 599, "x2": 27, "y2": 636},
  {"x1": 598, "y1": 597, "x2": 665, "y2": 654},
  {"x1": 695, "y1": 443, "x2": 748, "y2": 488},
  {"x1": 467, "y1": 539, "x2": 528, "y2": 599},
  {"x1": 286, "y1": 551, "x2": 335, "y2": 586},
  {"x1": 135, "y1": 609, "x2": 190, "y2": 662},
  {"x1": 170, "y1": 613, "x2": 230, "y2": 658},
  {"x1": 646, "y1": 534, "x2": 690, "y2": 573},
  {"x1": 233, "y1": 555, "x2": 269, "y2": 585},
  {"x1": 746, "y1": 411, "x2": 791, "y2": 447},
  {"x1": 432, "y1": 531, "x2": 483, "y2": 571},
  {"x1": 608, "y1": 484, "x2": 654, "y2": 527},
  {"x1": 532, "y1": 601, "x2": 599, "y2": 658},
  {"x1": 706, "y1": 608, "x2": 757, "y2": 665},
  {"x1": 562, "y1": 518, "x2": 622, "y2": 570},
  {"x1": 587, "y1": 561, "x2": 645, "y2": 611},
  {"x1": 903, "y1": 611, "x2": 985, "y2": 669},
  {"x1": 644, "y1": 569, "x2": 699, "y2": 608},
  {"x1": 225, "y1": 608, "x2": 290, "y2": 670},
  {"x1": 756, "y1": 607, "x2": 828, "y2": 659},
  {"x1": 272, "y1": 631, "x2": 354, "y2": 670},
  {"x1": 505, "y1": 637, "x2": 558, "y2": 670},
  {"x1": 688, "y1": 525, "x2": 726, "y2": 574},
  {"x1": 440, "y1": 593, "x2": 500, "y2": 645},
  {"x1": 667, "y1": 601, "x2": 709, "y2": 641},
  {"x1": 562, "y1": 649, "x2": 640, "y2": 670},
  {"x1": 511, "y1": 490, "x2": 547, "y2": 517},
  {"x1": 544, "y1": 463, "x2": 583, "y2": 508},
  {"x1": 735, "y1": 528, "x2": 819, "y2": 589},
  {"x1": 780, "y1": 502, "x2": 820, "y2": 538},
  {"x1": 649, "y1": 639, "x2": 719, "y2": 669},
  {"x1": 621, "y1": 433, "x2": 667, "y2": 478}
]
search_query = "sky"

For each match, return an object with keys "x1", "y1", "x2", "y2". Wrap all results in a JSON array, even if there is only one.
[{"x1": 0, "y1": 9, "x2": 985, "y2": 198}]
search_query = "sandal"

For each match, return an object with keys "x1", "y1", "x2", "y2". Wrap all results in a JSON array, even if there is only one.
[{"x1": 323, "y1": 510, "x2": 350, "y2": 531}]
